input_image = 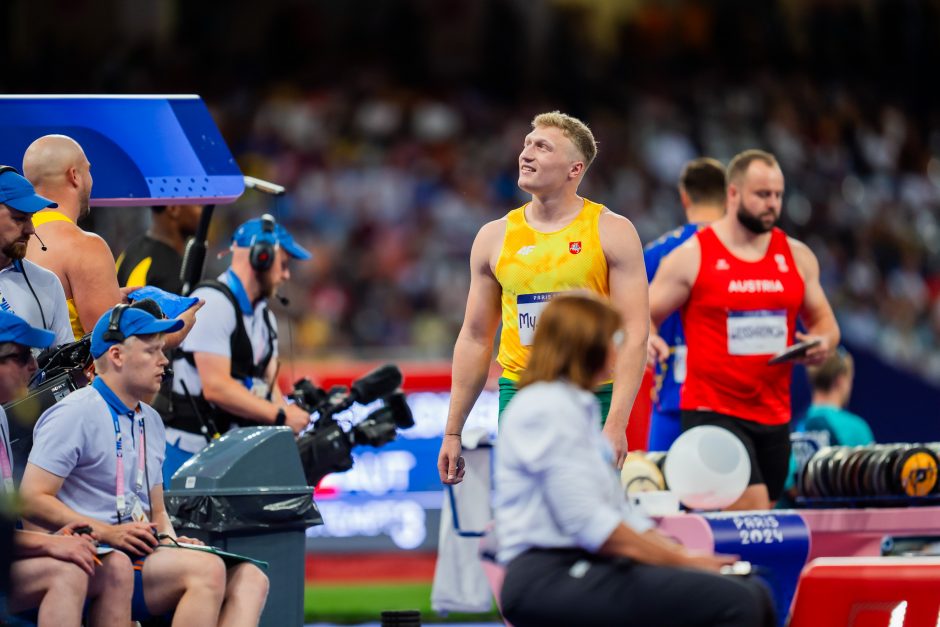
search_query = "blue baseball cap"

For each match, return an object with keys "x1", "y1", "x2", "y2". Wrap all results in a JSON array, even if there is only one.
[
  {"x1": 232, "y1": 217, "x2": 312, "y2": 261},
  {"x1": 0, "y1": 310, "x2": 55, "y2": 349},
  {"x1": 91, "y1": 307, "x2": 184, "y2": 358},
  {"x1": 127, "y1": 286, "x2": 200, "y2": 320},
  {"x1": 0, "y1": 168, "x2": 58, "y2": 214}
]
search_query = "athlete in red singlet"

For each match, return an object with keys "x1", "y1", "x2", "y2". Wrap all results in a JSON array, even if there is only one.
[
  {"x1": 649, "y1": 149, "x2": 840, "y2": 511},
  {"x1": 682, "y1": 226, "x2": 805, "y2": 425}
]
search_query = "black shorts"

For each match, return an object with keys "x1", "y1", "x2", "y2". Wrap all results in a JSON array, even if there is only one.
[{"x1": 681, "y1": 410, "x2": 791, "y2": 502}]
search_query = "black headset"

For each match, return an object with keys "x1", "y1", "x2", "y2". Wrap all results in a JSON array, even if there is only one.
[
  {"x1": 0, "y1": 165, "x2": 19, "y2": 176},
  {"x1": 102, "y1": 304, "x2": 130, "y2": 343},
  {"x1": 249, "y1": 213, "x2": 278, "y2": 272}
]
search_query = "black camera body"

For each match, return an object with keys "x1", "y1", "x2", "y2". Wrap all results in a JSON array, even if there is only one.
[
  {"x1": 293, "y1": 364, "x2": 414, "y2": 486},
  {"x1": 1, "y1": 338, "x2": 93, "y2": 478}
]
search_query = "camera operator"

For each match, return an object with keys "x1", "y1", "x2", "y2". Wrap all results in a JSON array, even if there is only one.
[
  {"x1": 0, "y1": 167, "x2": 74, "y2": 347},
  {"x1": 156, "y1": 215, "x2": 312, "y2": 477},
  {"x1": 0, "y1": 310, "x2": 133, "y2": 627},
  {"x1": 19, "y1": 302, "x2": 269, "y2": 626}
]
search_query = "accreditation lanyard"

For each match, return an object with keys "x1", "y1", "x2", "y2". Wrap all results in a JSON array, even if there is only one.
[
  {"x1": 0, "y1": 421, "x2": 13, "y2": 493},
  {"x1": 108, "y1": 405, "x2": 146, "y2": 518}
]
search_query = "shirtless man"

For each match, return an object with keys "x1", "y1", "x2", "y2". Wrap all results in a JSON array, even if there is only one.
[{"x1": 22, "y1": 135, "x2": 198, "y2": 341}]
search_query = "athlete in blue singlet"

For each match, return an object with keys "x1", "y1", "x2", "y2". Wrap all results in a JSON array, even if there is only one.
[{"x1": 645, "y1": 158, "x2": 726, "y2": 451}]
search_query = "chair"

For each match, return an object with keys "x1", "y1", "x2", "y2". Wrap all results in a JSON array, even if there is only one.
[{"x1": 788, "y1": 556, "x2": 940, "y2": 627}]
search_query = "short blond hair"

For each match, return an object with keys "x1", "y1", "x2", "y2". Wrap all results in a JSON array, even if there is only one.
[{"x1": 532, "y1": 111, "x2": 597, "y2": 168}]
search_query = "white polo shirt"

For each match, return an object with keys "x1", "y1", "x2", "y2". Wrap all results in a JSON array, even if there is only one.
[
  {"x1": 171, "y1": 270, "x2": 279, "y2": 397},
  {"x1": 495, "y1": 380, "x2": 655, "y2": 564},
  {"x1": 0, "y1": 260, "x2": 73, "y2": 346},
  {"x1": 29, "y1": 381, "x2": 166, "y2": 524}
]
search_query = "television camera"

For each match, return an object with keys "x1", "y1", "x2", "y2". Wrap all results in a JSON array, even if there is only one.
[
  {"x1": 293, "y1": 364, "x2": 415, "y2": 486},
  {"x1": 2, "y1": 337, "x2": 93, "y2": 473}
]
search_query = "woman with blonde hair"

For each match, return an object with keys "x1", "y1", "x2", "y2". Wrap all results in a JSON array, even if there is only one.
[{"x1": 495, "y1": 291, "x2": 774, "y2": 627}]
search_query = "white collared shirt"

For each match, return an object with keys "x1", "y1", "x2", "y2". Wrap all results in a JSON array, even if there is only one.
[
  {"x1": 0, "y1": 260, "x2": 73, "y2": 346},
  {"x1": 495, "y1": 380, "x2": 654, "y2": 563}
]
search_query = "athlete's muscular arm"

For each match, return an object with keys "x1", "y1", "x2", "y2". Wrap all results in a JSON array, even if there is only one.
[
  {"x1": 599, "y1": 213, "x2": 649, "y2": 467},
  {"x1": 648, "y1": 239, "x2": 700, "y2": 363},
  {"x1": 789, "y1": 239, "x2": 840, "y2": 365},
  {"x1": 65, "y1": 232, "x2": 124, "y2": 335},
  {"x1": 649, "y1": 238, "x2": 700, "y2": 328},
  {"x1": 438, "y1": 220, "x2": 504, "y2": 485}
]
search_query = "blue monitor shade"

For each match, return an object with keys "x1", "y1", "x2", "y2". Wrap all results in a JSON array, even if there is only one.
[{"x1": 0, "y1": 95, "x2": 244, "y2": 206}]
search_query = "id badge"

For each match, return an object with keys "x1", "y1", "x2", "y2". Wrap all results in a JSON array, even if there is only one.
[
  {"x1": 672, "y1": 345, "x2": 687, "y2": 383},
  {"x1": 128, "y1": 494, "x2": 149, "y2": 523},
  {"x1": 250, "y1": 378, "x2": 270, "y2": 399}
]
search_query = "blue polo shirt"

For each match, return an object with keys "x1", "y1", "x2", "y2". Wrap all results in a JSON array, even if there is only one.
[
  {"x1": 644, "y1": 223, "x2": 700, "y2": 414},
  {"x1": 29, "y1": 379, "x2": 166, "y2": 524},
  {"x1": 0, "y1": 407, "x2": 13, "y2": 494}
]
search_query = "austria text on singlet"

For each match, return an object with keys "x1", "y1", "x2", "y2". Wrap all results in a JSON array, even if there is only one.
[{"x1": 681, "y1": 226, "x2": 805, "y2": 425}]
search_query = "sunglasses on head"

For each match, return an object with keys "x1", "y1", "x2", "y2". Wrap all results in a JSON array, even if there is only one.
[{"x1": 0, "y1": 347, "x2": 33, "y2": 366}]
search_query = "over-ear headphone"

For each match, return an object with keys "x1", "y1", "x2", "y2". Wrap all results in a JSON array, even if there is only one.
[
  {"x1": 0, "y1": 165, "x2": 20, "y2": 176},
  {"x1": 102, "y1": 304, "x2": 130, "y2": 343},
  {"x1": 249, "y1": 213, "x2": 278, "y2": 272}
]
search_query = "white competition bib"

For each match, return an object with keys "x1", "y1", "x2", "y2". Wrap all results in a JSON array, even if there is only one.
[
  {"x1": 726, "y1": 310, "x2": 788, "y2": 356},
  {"x1": 516, "y1": 292, "x2": 556, "y2": 346},
  {"x1": 672, "y1": 345, "x2": 687, "y2": 383}
]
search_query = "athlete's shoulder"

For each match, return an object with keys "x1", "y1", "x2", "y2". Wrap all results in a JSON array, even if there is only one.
[
  {"x1": 784, "y1": 234, "x2": 812, "y2": 255},
  {"x1": 72, "y1": 228, "x2": 113, "y2": 260},
  {"x1": 478, "y1": 216, "x2": 509, "y2": 241},
  {"x1": 784, "y1": 235, "x2": 819, "y2": 277},
  {"x1": 597, "y1": 208, "x2": 634, "y2": 229},
  {"x1": 784, "y1": 234, "x2": 817, "y2": 262},
  {"x1": 44, "y1": 220, "x2": 108, "y2": 249}
]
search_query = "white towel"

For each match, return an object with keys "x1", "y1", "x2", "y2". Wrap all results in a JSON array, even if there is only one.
[{"x1": 431, "y1": 428, "x2": 494, "y2": 614}]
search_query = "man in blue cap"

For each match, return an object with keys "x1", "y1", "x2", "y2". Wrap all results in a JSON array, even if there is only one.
[
  {"x1": 156, "y1": 214, "x2": 312, "y2": 478},
  {"x1": 19, "y1": 301, "x2": 269, "y2": 626},
  {"x1": 0, "y1": 167, "x2": 73, "y2": 346},
  {"x1": 0, "y1": 309, "x2": 134, "y2": 626}
]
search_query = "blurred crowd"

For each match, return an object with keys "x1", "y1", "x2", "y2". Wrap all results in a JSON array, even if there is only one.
[
  {"x1": 5, "y1": 0, "x2": 940, "y2": 383},
  {"x1": 183, "y1": 79, "x2": 939, "y2": 388}
]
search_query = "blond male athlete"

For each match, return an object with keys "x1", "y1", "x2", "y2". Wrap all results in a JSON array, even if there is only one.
[{"x1": 438, "y1": 112, "x2": 649, "y2": 484}]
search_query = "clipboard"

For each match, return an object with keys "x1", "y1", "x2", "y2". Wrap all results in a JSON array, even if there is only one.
[
  {"x1": 156, "y1": 541, "x2": 269, "y2": 570},
  {"x1": 768, "y1": 339, "x2": 821, "y2": 365}
]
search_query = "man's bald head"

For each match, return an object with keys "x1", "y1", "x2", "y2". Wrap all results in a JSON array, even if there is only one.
[
  {"x1": 22, "y1": 135, "x2": 88, "y2": 189},
  {"x1": 22, "y1": 135, "x2": 93, "y2": 218}
]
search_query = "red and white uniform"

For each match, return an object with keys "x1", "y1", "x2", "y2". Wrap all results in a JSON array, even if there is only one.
[{"x1": 681, "y1": 227, "x2": 804, "y2": 425}]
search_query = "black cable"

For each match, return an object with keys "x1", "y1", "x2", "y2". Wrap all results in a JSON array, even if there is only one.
[
  {"x1": 17, "y1": 260, "x2": 47, "y2": 330},
  {"x1": 179, "y1": 379, "x2": 219, "y2": 443},
  {"x1": 271, "y1": 192, "x2": 297, "y2": 388}
]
